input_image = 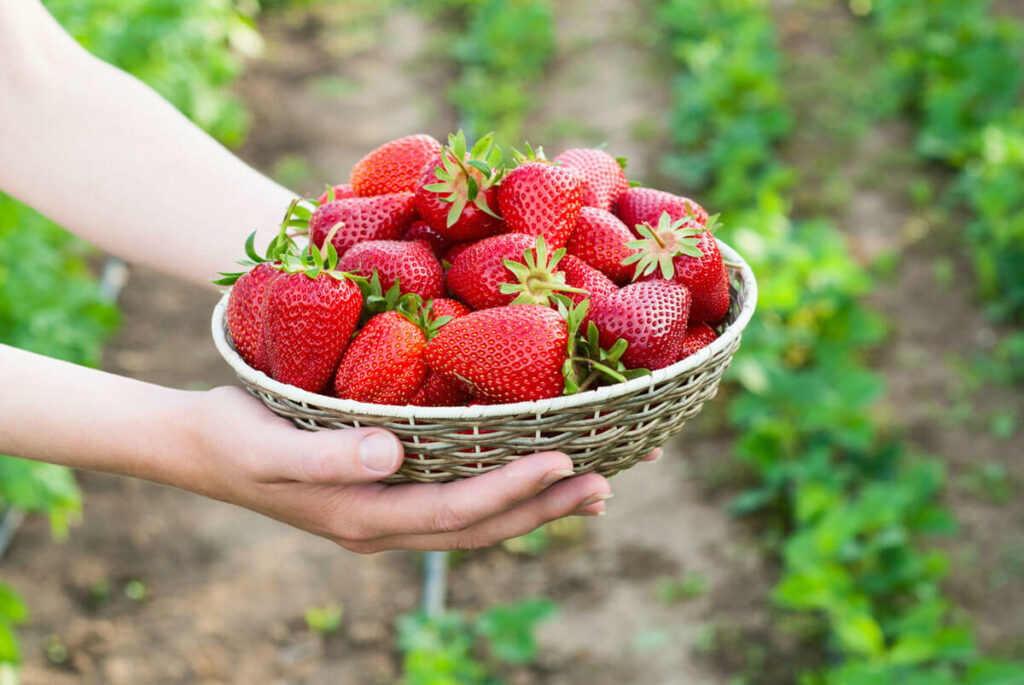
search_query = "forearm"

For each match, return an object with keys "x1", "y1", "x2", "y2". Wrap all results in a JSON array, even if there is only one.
[
  {"x1": 0, "y1": 344, "x2": 200, "y2": 489},
  {"x1": 0, "y1": 1, "x2": 295, "y2": 287}
]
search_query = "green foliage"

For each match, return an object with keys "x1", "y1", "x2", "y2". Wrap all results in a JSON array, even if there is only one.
[
  {"x1": 421, "y1": 0, "x2": 555, "y2": 150},
  {"x1": 396, "y1": 599, "x2": 556, "y2": 684},
  {"x1": 656, "y1": 0, "x2": 792, "y2": 208},
  {"x1": 859, "y1": 0, "x2": 1024, "y2": 351},
  {"x1": 44, "y1": 0, "x2": 260, "y2": 147},
  {"x1": 658, "y1": 0, "x2": 1024, "y2": 680},
  {"x1": 305, "y1": 603, "x2": 343, "y2": 635}
]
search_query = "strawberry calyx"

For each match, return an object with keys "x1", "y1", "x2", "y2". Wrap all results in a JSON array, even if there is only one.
[
  {"x1": 393, "y1": 296, "x2": 454, "y2": 341},
  {"x1": 557, "y1": 299, "x2": 650, "y2": 394},
  {"x1": 621, "y1": 210, "x2": 714, "y2": 281},
  {"x1": 213, "y1": 198, "x2": 309, "y2": 285},
  {"x1": 499, "y1": 236, "x2": 590, "y2": 307},
  {"x1": 510, "y1": 142, "x2": 552, "y2": 166},
  {"x1": 422, "y1": 130, "x2": 504, "y2": 227}
]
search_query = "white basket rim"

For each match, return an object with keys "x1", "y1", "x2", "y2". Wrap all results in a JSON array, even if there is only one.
[{"x1": 212, "y1": 238, "x2": 758, "y2": 419}]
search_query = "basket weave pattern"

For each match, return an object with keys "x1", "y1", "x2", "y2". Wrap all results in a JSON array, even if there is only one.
[{"x1": 213, "y1": 240, "x2": 757, "y2": 483}]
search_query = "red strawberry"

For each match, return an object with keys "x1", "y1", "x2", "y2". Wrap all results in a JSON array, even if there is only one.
[
  {"x1": 559, "y1": 254, "x2": 617, "y2": 306},
  {"x1": 616, "y1": 187, "x2": 708, "y2": 232},
  {"x1": 566, "y1": 207, "x2": 636, "y2": 285},
  {"x1": 429, "y1": 298, "x2": 472, "y2": 320},
  {"x1": 442, "y1": 241, "x2": 476, "y2": 268},
  {"x1": 626, "y1": 213, "x2": 730, "y2": 324},
  {"x1": 415, "y1": 132, "x2": 504, "y2": 242},
  {"x1": 226, "y1": 262, "x2": 281, "y2": 373},
  {"x1": 408, "y1": 370, "x2": 471, "y2": 407},
  {"x1": 263, "y1": 265, "x2": 363, "y2": 393},
  {"x1": 447, "y1": 234, "x2": 585, "y2": 310},
  {"x1": 309, "y1": 193, "x2": 417, "y2": 255},
  {"x1": 317, "y1": 183, "x2": 356, "y2": 204},
  {"x1": 334, "y1": 311, "x2": 428, "y2": 405},
  {"x1": 553, "y1": 148, "x2": 629, "y2": 212},
  {"x1": 425, "y1": 305, "x2": 568, "y2": 404},
  {"x1": 679, "y1": 322, "x2": 718, "y2": 360},
  {"x1": 498, "y1": 157, "x2": 583, "y2": 249},
  {"x1": 585, "y1": 280, "x2": 690, "y2": 370},
  {"x1": 339, "y1": 240, "x2": 445, "y2": 300},
  {"x1": 403, "y1": 220, "x2": 450, "y2": 258},
  {"x1": 351, "y1": 134, "x2": 442, "y2": 196}
]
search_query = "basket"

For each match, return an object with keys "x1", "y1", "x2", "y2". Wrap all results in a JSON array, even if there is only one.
[{"x1": 212, "y1": 239, "x2": 758, "y2": 483}]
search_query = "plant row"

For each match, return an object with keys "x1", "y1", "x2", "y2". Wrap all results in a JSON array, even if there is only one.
[
  {"x1": 860, "y1": 0, "x2": 1024, "y2": 378},
  {"x1": 656, "y1": 0, "x2": 1024, "y2": 682}
]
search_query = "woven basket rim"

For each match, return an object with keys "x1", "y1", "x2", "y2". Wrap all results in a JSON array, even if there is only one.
[{"x1": 211, "y1": 238, "x2": 758, "y2": 419}]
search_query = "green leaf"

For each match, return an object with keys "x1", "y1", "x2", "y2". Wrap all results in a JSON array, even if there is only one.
[{"x1": 474, "y1": 598, "x2": 557, "y2": 665}]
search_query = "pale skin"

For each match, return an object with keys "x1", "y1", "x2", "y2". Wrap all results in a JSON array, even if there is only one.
[{"x1": 0, "y1": 1, "x2": 666, "y2": 553}]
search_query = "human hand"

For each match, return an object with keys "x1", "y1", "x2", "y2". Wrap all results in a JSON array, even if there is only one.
[{"x1": 182, "y1": 386, "x2": 616, "y2": 553}]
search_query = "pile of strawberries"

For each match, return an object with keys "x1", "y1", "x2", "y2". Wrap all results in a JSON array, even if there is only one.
[{"x1": 222, "y1": 132, "x2": 731, "y2": 406}]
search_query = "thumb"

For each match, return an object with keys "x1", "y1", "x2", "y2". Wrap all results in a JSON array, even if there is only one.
[{"x1": 265, "y1": 425, "x2": 405, "y2": 485}]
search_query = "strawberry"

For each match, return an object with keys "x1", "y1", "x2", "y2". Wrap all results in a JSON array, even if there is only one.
[
  {"x1": 308, "y1": 193, "x2": 417, "y2": 255},
  {"x1": 317, "y1": 183, "x2": 356, "y2": 204},
  {"x1": 559, "y1": 254, "x2": 617, "y2": 306},
  {"x1": 415, "y1": 131, "x2": 504, "y2": 242},
  {"x1": 339, "y1": 239, "x2": 445, "y2": 300},
  {"x1": 447, "y1": 234, "x2": 585, "y2": 310},
  {"x1": 425, "y1": 305, "x2": 568, "y2": 404},
  {"x1": 679, "y1": 322, "x2": 718, "y2": 360},
  {"x1": 226, "y1": 262, "x2": 281, "y2": 373},
  {"x1": 566, "y1": 207, "x2": 636, "y2": 285},
  {"x1": 403, "y1": 220, "x2": 450, "y2": 258},
  {"x1": 498, "y1": 150, "x2": 583, "y2": 249},
  {"x1": 553, "y1": 148, "x2": 629, "y2": 212},
  {"x1": 334, "y1": 311, "x2": 428, "y2": 405},
  {"x1": 408, "y1": 371, "x2": 471, "y2": 407},
  {"x1": 262, "y1": 245, "x2": 363, "y2": 393},
  {"x1": 442, "y1": 241, "x2": 476, "y2": 268},
  {"x1": 625, "y1": 212, "x2": 731, "y2": 324},
  {"x1": 350, "y1": 134, "x2": 442, "y2": 196},
  {"x1": 585, "y1": 280, "x2": 690, "y2": 370},
  {"x1": 429, "y1": 298, "x2": 472, "y2": 320},
  {"x1": 616, "y1": 187, "x2": 708, "y2": 232}
]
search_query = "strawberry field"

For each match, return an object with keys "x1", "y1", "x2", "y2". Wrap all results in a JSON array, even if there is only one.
[{"x1": 2, "y1": 1, "x2": 1023, "y2": 683}]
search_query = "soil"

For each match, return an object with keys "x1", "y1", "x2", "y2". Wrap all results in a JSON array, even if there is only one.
[{"x1": 4, "y1": 1, "x2": 1022, "y2": 684}]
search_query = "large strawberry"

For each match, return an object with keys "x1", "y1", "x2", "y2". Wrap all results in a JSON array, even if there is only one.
[
  {"x1": 553, "y1": 148, "x2": 629, "y2": 212},
  {"x1": 585, "y1": 280, "x2": 690, "y2": 370},
  {"x1": 263, "y1": 245, "x2": 363, "y2": 393},
  {"x1": 425, "y1": 305, "x2": 568, "y2": 404},
  {"x1": 309, "y1": 193, "x2": 417, "y2": 255},
  {"x1": 498, "y1": 151, "x2": 583, "y2": 249},
  {"x1": 317, "y1": 183, "x2": 356, "y2": 204},
  {"x1": 616, "y1": 187, "x2": 708, "y2": 232},
  {"x1": 679, "y1": 322, "x2": 718, "y2": 360},
  {"x1": 447, "y1": 234, "x2": 585, "y2": 310},
  {"x1": 625, "y1": 212, "x2": 731, "y2": 324},
  {"x1": 559, "y1": 254, "x2": 617, "y2": 306},
  {"x1": 339, "y1": 239, "x2": 445, "y2": 300},
  {"x1": 351, "y1": 134, "x2": 442, "y2": 196},
  {"x1": 566, "y1": 207, "x2": 636, "y2": 285},
  {"x1": 415, "y1": 131, "x2": 504, "y2": 243},
  {"x1": 403, "y1": 220, "x2": 450, "y2": 258},
  {"x1": 226, "y1": 262, "x2": 281, "y2": 373},
  {"x1": 334, "y1": 311, "x2": 428, "y2": 405}
]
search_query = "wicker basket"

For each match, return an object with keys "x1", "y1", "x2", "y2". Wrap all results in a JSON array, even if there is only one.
[{"x1": 212, "y1": 239, "x2": 757, "y2": 483}]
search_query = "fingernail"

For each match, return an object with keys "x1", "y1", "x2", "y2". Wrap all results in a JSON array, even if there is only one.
[
  {"x1": 649, "y1": 448, "x2": 664, "y2": 463},
  {"x1": 360, "y1": 432, "x2": 400, "y2": 473},
  {"x1": 578, "y1": 492, "x2": 613, "y2": 509},
  {"x1": 540, "y1": 468, "x2": 575, "y2": 487},
  {"x1": 574, "y1": 509, "x2": 605, "y2": 517}
]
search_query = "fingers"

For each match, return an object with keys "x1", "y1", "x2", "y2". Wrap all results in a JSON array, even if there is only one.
[
  {"x1": 642, "y1": 447, "x2": 664, "y2": 463},
  {"x1": 340, "y1": 451, "x2": 579, "y2": 539},
  {"x1": 250, "y1": 421, "x2": 404, "y2": 485},
  {"x1": 353, "y1": 472, "x2": 612, "y2": 552}
]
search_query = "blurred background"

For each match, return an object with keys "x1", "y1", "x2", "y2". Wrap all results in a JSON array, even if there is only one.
[{"x1": 1, "y1": 0, "x2": 1023, "y2": 683}]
